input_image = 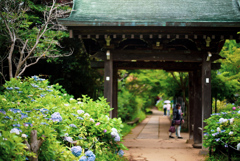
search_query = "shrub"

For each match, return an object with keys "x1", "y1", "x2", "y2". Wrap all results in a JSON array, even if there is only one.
[
  {"x1": 0, "y1": 77, "x2": 127, "y2": 161},
  {"x1": 203, "y1": 110, "x2": 240, "y2": 153}
]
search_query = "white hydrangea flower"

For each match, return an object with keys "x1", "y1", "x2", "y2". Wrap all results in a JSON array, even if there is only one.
[
  {"x1": 217, "y1": 127, "x2": 221, "y2": 132},
  {"x1": 10, "y1": 128, "x2": 20, "y2": 135},
  {"x1": 90, "y1": 118, "x2": 95, "y2": 122},
  {"x1": 237, "y1": 143, "x2": 240, "y2": 150},
  {"x1": 219, "y1": 118, "x2": 228, "y2": 124},
  {"x1": 64, "y1": 133, "x2": 69, "y2": 137},
  {"x1": 106, "y1": 115, "x2": 110, "y2": 120},
  {"x1": 238, "y1": 110, "x2": 240, "y2": 114},
  {"x1": 21, "y1": 134, "x2": 28, "y2": 138},
  {"x1": 77, "y1": 110, "x2": 84, "y2": 114},
  {"x1": 77, "y1": 101, "x2": 83, "y2": 104},
  {"x1": 111, "y1": 128, "x2": 118, "y2": 133},
  {"x1": 229, "y1": 131, "x2": 234, "y2": 136},
  {"x1": 111, "y1": 131, "x2": 118, "y2": 138},
  {"x1": 70, "y1": 98, "x2": 74, "y2": 101},
  {"x1": 64, "y1": 104, "x2": 69, "y2": 106},
  {"x1": 84, "y1": 113, "x2": 90, "y2": 117},
  {"x1": 64, "y1": 94, "x2": 67, "y2": 96},
  {"x1": 230, "y1": 118, "x2": 234, "y2": 124},
  {"x1": 64, "y1": 136, "x2": 73, "y2": 143}
]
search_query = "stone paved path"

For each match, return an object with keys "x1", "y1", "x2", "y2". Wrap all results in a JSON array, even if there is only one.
[{"x1": 122, "y1": 108, "x2": 206, "y2": 161}]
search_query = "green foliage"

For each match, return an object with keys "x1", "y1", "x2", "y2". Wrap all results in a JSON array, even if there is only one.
[
  {"x1": 0, "y1": 0, "x2": 71, "y2": 79},
  {"x1": 0, "y1": 77, "x2": 126, "y2": 160}
]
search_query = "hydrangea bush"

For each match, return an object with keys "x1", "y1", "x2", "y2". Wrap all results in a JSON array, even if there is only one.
[
  {"x1": 203, "y1": 110, "x2": 240, "y2": 152},
  {"x1": 0, "y1": 77, "x2": 127, "y2": 161}
]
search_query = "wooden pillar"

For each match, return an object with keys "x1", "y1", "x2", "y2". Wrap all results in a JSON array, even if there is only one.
[
  {"x1": 192, "y1": 69, "x2": 202, "y2": 147},
  {"x1": 104, "y1": 50, "x2": 113, "y2": 118},
  {"x1": 112, "y1": 67, "x2": 118, "y2": 118},
  {"x1": 188, "y1": 71, "x2": 194, "y2": 142},
  {"x1": 201, "y1": 53, "x2": 212, "y2": 150}
]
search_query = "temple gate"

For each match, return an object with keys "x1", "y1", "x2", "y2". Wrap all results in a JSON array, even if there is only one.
[{"x1": 60, "y1": 0, "x2": 240, "y2": 149}]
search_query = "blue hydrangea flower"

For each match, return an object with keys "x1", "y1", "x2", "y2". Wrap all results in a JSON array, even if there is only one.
[
  {"x1": 47, "y1": 90, "x2": 53, "y2": 92},
  {"x1": 117, "y1": 150, "x2": 124, "y2": 157},
  {"x1": 13, "y1": 124, "x2": 21, "y2": 127},
  {"x1": 17, "y1": 91, "x2": 23, "y2": 93},
  {"x1": 9, "y1": 108, "x2": 21, "y2": 113},
  {"x1": 85, "y1": 150, "x2": 95, "y2": 157},
  {"x1": 0, "y1": 109, "x2": 6, "y2": 115},
  {"x1": 87, "y1": 156, "x2": 95, "y2": 161},
  {"x1": 69, "y1": 124, "x2": 77, "y2": 128},
  {"x1": 40, "y1": 108, "x2": 49, "y2": 114},
  {"x1": 40, "y1": 94, "x2": 46, "y2": 97},
  {"x1": 71, "y1": 146, "x2": 82, "y2": 157},
  {"x1": 31, "y1": 84, "x2": 39, "y2": 88},
  {"x1": 6, "y1": 87, "x2": 13, "y2": 90},
  {"x1": 14, "y1": 87, "x2": 20, "y2": 90},
  {"x1": 41, "y1": 122, "x2": 48, "y2": 125},
  {"x1": 79, "y1": 156, "x2": 87, "y2": 161},
  {"x1": 77, "y1": 117, "x2": 83, "y2": 120}
]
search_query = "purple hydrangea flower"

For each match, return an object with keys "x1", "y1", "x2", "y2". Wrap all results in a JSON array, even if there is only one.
[
  {"x1": 23, "y1": 122, "x2": 33, "y2": 127},
  {"x1": 71, "y1": 146, "x2": 82, "y2": 157},
  {"x1": 118, "y1": 150, "x2": 124, "y2": 157},
  {"x1": 69, "y1": 124, "x2": 77, "y2": 128},
  {"x1": 64, "y1": 136, "x2": 73, "y2": 143},
  {"x1": 21, "y1": 113, "x2": 28, "y2": 119},
  {"x1": 114, "y1": 135, "x2": 121, "y2": 142},
  {"x1": 215, "y1": 138, "x2": 220, "y2": 142},
  {"x1": 95, "y1": 122, "x2": 100, "y2": 126},
  {"x1": 51, "y1": 112, "x2": 62, "y2": 122},
  {"x1": 103, "y1": 129, "x2": 107, "y2": 133}
]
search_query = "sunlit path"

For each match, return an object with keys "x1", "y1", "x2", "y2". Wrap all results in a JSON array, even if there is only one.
[{"x1": 123, "y1": 108, "x2": 206, "y2": 161}]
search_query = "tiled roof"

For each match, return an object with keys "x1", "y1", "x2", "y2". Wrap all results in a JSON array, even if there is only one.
[{"x1": 60, "y1": 0, "x2": 240, "y2": 27}]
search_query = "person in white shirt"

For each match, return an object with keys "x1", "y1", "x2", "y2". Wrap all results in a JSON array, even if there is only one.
[{"x1": 166, "y1": 103, "x2": 171, "y2": 116}]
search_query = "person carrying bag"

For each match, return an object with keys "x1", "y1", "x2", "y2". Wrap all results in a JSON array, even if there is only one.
[{"x1": 169, "y1": 103, "x2": 183, "y2": 139}]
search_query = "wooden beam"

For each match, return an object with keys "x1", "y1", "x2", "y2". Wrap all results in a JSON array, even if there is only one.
[
  {"x1": 92, "y1": 50, "x2": 223, "y2": 62},
  {"x1": 91, "y1": 61, "x2": 221, "y2": 71},
  {"x1": 193, "y1": 69, "x2": 203, "y2": 146},
  {"x1": 104, "y1": 51, "x2": 113, "y2": 118},
  {"x1": 201, "y1": 53, "x2": 212, "y2": 150}
]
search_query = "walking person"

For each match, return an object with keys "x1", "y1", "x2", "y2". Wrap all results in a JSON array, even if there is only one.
[
  {"x1": 169, "y1": 103, "x2": 183, "y2": 139},
  {"x1": 166, "y1": 102, "x2": 171, "y2": 116},
  {"x1": 163, "y1": 103, "x2": 167, "y2": 116}
]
